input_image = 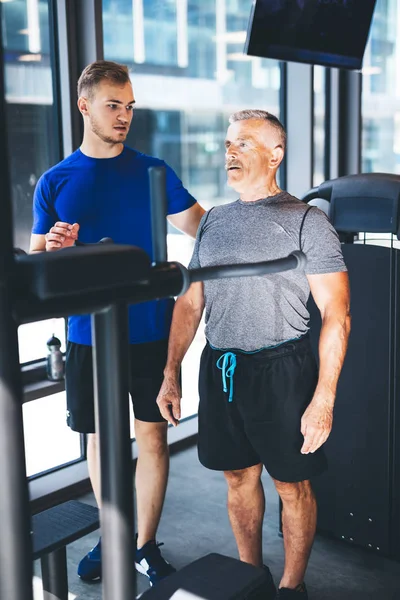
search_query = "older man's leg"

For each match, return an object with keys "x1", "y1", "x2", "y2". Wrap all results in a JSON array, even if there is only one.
[
  {"x1": 134, "y1": 419, "x2": 169, "y2": 547},
  {"x1": 273, "y1": 478, "x2": 316, "y2": 589},
  {"x1": 224, "y1": 463, "x2": 265, "y2": 567}
]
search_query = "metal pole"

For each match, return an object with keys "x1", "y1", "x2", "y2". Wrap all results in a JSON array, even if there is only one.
[
  {"x1": 92, "y1": 304, "x2": 136, "y2": 600},
  {"x1": 149, "y1": 166, "x2": 168, "y2": 263},
  {"x1": 41, "y1": 549, "x2": 68, "y2": 600},
  {"x1": 0, "y1": 6, "x2": 34, "y2": 600}
]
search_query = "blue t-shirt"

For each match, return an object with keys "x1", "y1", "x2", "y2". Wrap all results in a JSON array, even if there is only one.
[{"x1": 32, "y1": 146, "x2": 196, "y2": 345}]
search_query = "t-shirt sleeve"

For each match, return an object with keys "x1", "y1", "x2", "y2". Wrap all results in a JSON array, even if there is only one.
[
  {"x1": 164, "y1": 162, "x2": 197, "y2": 215},
  {"x1": 32, "y1": 174, "x2": 58, "y2": 234},
  {"x1": 301, "y1": 207, "x2": 347, "y2": 275},
  {"x1": 188, "y1": 211, "x2": 209, "y2": 270}
]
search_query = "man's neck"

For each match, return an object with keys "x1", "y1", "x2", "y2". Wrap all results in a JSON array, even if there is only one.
[
  {"x1": 80, "y1": 135, "x2": 124, "y2": 159},
  {"x1": 239, "y1": 182, "x2": 282, "y2": 203}
]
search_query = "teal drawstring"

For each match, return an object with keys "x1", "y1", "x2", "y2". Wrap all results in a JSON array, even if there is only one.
[{"x1": 216, "y1": 352, "x2": 237, "y2": 402}]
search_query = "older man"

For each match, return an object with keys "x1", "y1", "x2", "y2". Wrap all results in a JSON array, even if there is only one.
[{"x1": 156, "y1": 109, "x2": 350, "y2": 599}]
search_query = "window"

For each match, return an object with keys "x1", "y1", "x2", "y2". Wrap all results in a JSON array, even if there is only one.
[
  {"x1": 3, "y1": 0, "x2": 66, "y2": 364},
  {"x1": 2, "y1": 0, "x2": 83, "y2": 477},
  {"x1": 103, "y1": 0, "x2": 282, "y2": 418},
  {"x1": 359, "y1": 1, "x2": 400, "y2": 251},
  {"x1": 362, "y1": 0, "x2": 400, "y2": 174},
  {"x1": 3, "y1": 0, "x2": 61, "y2": 251},
  {"x1": 23, "y1": 392, "x2": 82, "y2": 477},
  {"x1": 313, "y1": 65, "x2": 326, "y2": 187},
  {"x1": 103, "y1": 0, "x2": 281, "y2": 214},
  {"x1": 18, "y1": 318, "x2": 66, "y2": 364}
]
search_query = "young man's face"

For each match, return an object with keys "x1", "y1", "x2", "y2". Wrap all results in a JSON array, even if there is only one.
[
  {"x1": 224, "y1": 119, "x2": 282, "y2": 193},
  {"x1": 83, "y1": 80, "x2": 135, "y2": 144}
]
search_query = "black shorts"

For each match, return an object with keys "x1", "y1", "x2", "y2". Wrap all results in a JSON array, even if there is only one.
[
  {"x1": 65, "y1": 338, "x2": 168, "y2": 433},
  {"x1": 198, "y1": 336, "x2": 327, "y2": 483}
]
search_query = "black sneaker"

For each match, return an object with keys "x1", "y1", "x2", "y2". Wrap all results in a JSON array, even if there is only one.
[
  {"x1": 135, "y1": 539, "x2": 176, "y2": 586},
  {"x1": 263, "y1": 565, "x2": 277, "y2": 600},
  {"x1": 277, "y1": 583, "x2": 308, "y2": 599}
]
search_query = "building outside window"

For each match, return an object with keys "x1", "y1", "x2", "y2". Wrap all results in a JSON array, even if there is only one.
[
  {"x1": 362, "y1": 0, "x2": 400, "y2": 174},
  {"x1": 313, "y1": 65, "x2": 326, "y2": 187},
  {"x1": 360, "y1": 0, "x2": 400, "y2": 250}
]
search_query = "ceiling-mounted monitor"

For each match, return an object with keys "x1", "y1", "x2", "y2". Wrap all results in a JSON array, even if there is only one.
[{"x1": 245, "y1": 0, "x2": 377, "y2": 70}]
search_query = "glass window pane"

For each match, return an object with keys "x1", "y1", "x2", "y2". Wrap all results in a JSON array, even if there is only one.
[
  {"x1": 144, "y1": 0, "x2": 178, "y2": 67},
  {"x1": 23, "y1": 392, "x2": 82, "y2": 477},
  {"x1": 167, "y1": 233, "x2": 203, "y2": 418},
  {"x1": 3, "y1": 1, "x2": 63, "y2": 364},
  {"x1": 103, "y1": 0, "x2": 282, "y2": 420},
  {"x1": 362, "y1": 0, "x2": 399, "y2": 174},
  {"x1": 18, "y1": 318, "x2": 66, "y2": 364},
  {"x1": 3, "y1": 0, "x2": 61, "y2": 252},
  {"x1": 313, "y1": 65, "x2": 326, "y2": 186}
]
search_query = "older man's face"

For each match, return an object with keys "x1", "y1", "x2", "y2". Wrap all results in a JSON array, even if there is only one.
[{"x1": 224, "y1": 119, "x2": 281, "y2": 193}]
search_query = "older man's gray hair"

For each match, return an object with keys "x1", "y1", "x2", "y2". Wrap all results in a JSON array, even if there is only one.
[{"x1": 229, "y1": 109, "x2": 286, "y2": 150}]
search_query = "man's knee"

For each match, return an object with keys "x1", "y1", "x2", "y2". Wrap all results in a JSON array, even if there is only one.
[
  {"x1": 273, "y1": 478, "x2": 315, "y2": 504},
  {"x1": 224, "y1": 464, "x2": 263, "y2": 491},
  {"x1": 135, "y1": 420, "x2": 168, "y2": 455}
]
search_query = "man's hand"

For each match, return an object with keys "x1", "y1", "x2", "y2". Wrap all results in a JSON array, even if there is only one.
[
  {"x1": 300, "y1": 394, "x2": 334, "y2": 454},
  {"x1": 156, "y1": 374, "x2": 182, "y2": 427},
  {"x1": 45, "y1": 222, "x2": 80, "y2": 251}
]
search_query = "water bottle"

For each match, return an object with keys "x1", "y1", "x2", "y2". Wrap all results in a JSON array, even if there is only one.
[{"x1": 46, "y1": 334, "x2": 64, "y2": 381}]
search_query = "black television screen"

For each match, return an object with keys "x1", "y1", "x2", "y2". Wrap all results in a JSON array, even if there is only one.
[{"x1": 245, "y1": 0, "x2": 377, "y2": 70}]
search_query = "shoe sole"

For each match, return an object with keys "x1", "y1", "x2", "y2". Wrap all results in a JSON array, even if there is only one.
[
  {"x1": 135, "y1": 561, "x2": 153, "y2": 586},
  {"x1": 79, "y1": 565, "x2": 148, "y2": 585},
  {"x1": 78, "y1": 574, "x2": 101, "y2": 582}
]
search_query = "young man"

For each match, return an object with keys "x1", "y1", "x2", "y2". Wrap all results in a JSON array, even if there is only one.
[
  {"x1": 30, "y1": 60, "x2": 204, "y2": 586},
  {"x1": 156, "y1": 110, "x2": 351, "y2": 599}
]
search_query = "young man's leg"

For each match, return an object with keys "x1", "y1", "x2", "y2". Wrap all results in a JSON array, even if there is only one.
[
  {"x1": 67, "y1": 338, "x2": 175, "y2": 584},
  {"x1": 65, "y1": 342, "x2": 103, "y2": 581},
  {"x1": 87, "y1": 432, "x2": 101, "y2": 506},
  {"x1": 130, "y1": 339, "x2": 176, "y2": 585},
  {"x1": 223, "y1": 463, "x2": 265, "y2": 566},
  {"x1": 273, "y1": 478, "x2": 316, "y2": 590},
  {"x1": 66, "y1": 343, "x2": 101, "y2": 506},
  {"x1": 134, "y1": 419, "x2": 169, "y2": 547}
]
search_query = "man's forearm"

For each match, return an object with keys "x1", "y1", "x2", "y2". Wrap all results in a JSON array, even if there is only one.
[
  {"x1": 315, "y1": 312, "x2": 351, "y2": 406},
  {"x1": 164, "y1": 294, "x2": 204, "y2": 377}
]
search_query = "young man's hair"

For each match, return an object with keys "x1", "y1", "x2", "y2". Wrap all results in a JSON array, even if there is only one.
[
  {"x1": 229, "y1": 109, "x2": 287, "y2": 151},
  {"x1": 77, "y1": 60, "x2": 130, "y2": 98}
]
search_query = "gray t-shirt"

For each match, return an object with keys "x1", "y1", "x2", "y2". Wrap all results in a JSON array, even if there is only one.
[{"x1": 189, "y1": 192, "x2": 347, "y2": 351}]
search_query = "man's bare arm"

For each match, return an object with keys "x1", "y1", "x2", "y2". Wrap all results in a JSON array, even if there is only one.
[
  {"x1": 301, "y1": 271, "x2": 351, "y2": 454},
  {"x1": 167, "y1": 203, "x2": 205, "y2": 239},
  {"x1": 157, "y1": 281, "x2": 205, "y2": 425},
  {"x1": 29, "y1": 233, "x2": 46, "y2": 253}
]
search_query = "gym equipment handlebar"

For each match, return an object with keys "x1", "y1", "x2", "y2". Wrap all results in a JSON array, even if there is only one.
[
  {"x1": 13, "y1": 245, "x2": 306, "y2": 323},
  {"x1": 189, "y1": 250, "x2": 307, "y2": 283}
]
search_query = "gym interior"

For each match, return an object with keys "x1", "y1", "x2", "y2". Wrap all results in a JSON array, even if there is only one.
[{"x1": 1, "y1": 1, "x2": 400, "y2": 599}]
